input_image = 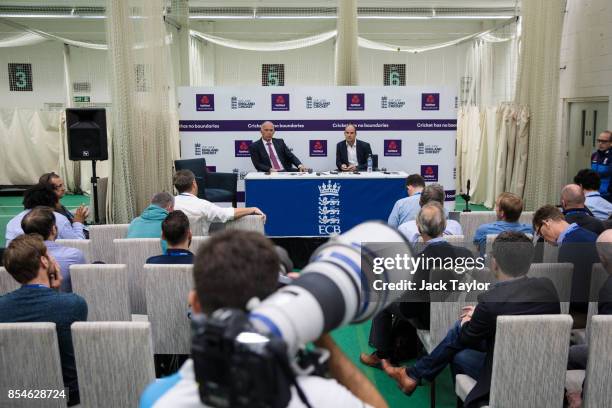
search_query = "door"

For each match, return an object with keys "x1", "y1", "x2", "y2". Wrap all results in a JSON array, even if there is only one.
[{"x1": 567, "y1": 101, "x2": 609, "y2": 183}]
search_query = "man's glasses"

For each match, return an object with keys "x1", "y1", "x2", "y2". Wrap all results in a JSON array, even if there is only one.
[{"x1": 597, "y1": 139, "x2": 610, "y2": 143}]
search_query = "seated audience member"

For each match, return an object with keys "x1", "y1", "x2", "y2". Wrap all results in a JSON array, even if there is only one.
[
  {"x1": 21, "y1": 206, "x2": 86, "y2": 292},
  {"x1": 398, "y1": 184, "x2": 463, "y2": 242},
  {"x1": 362, "y1": 202, "x2": 474, "y2": 368},
  {"x1": 565, "y1": 229, "x2": 612, "y2": 406},
  {"x1": 39, "y1": 172, "x2": 88, "y2": 225},
  {"x1": 561, "y1": 184, "x2": 605, "y2": 235},
  {"x1": 533, "y1": 205, "x2": 599, "y2": 312},
  {"x1": 5, "y1": 184, "x2": 87, "y2": 244},
  {"x1": 0, "y1": 234, "x2": 88, "y2": 406},
  {"x1": 473, "y1": 192, "x2": 532, "y2": 255},
  {"x1": 574, "y1": 169, "x2": 612, "y2": 220},
  {"x1": 146, "y1": 211, "x2": 194, "y2": 264},
  {"x1": 388, "y1": 174, "x2": 425, "y2": 228},
  {"x1": 173, "y1": 170, "x2": 266, "y2": 235},
  {"x1": 140, "y1": 230, "x2": 387, "y2": 408},
  {"x1": 381, "y1": 232, "x2": 560, "y2": 407},
  {"x1": 128, "y1": 192, "x2": 174, "y2": 238}
]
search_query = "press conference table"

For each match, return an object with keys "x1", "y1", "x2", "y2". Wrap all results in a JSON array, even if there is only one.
[{"x1": 245, "y1": 171, "x2": 408, "y2": 237}]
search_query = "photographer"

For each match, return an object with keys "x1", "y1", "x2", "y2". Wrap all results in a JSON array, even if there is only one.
[{"x1": 140, "y1": 230, "x2": 387, "y2": 408}]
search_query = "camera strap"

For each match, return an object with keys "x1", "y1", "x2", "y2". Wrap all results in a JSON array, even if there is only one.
[{"x1": 273, "y1": 347, "x2": 313, "y2": 408}]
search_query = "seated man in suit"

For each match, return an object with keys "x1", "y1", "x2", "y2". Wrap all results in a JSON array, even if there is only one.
[
  {"x1": 147, "y1": 211, "x2": 194, "y2": 264},
  {"x1": 21, "y1": 206, "x2": 87, "y2": 292},
  {"x1": 560, "y1": 184, "x2": 605, "y2": 235},
  {"x1": 361, "y1": 202, "x2": 475, "y2": 368},
  {"x1": 336, "y1": 124, "x2": 372, "y2": 172},
  {"x1": 473, "y1": 192, "x2": 533, "y2": 256},
  {"x1": 382, "y1": 232, "x2": 560, "y2": 407},
  {"x1": 249, "y1": 121, "x2": 307, "y2": 172},
  {"x1": 0, "y1": 234, "x2": 88, "y2": 406},
  {"x1": 533, "y1": 205, "x2": 599, "y2": 312},
  {"x1": 398, "y1": 184, "x2": 463, "y2": 242}
]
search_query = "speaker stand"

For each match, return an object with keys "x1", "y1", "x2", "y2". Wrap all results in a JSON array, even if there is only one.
[{"x1": 91, "y1": 160, "x2": 100, "y2": 224}]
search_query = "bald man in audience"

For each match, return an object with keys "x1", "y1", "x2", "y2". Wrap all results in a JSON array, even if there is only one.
[{"x1": 560, "y1": 184, "x2": 605, "y2": 235}]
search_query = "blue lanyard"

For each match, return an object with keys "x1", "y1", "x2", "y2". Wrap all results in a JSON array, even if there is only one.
[
  {"x1": 22, "y1": 284, "x2": 48, "y2": 289},
  {"x1": 167, "y1": 250, "x2": 191, "y2": 257}
]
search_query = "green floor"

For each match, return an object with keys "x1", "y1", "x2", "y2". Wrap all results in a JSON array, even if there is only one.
[{"x1": 0, "y1": 194, "x2": 488, "y2": 407}]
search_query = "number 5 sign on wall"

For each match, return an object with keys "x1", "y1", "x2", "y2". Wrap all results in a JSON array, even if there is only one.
[
  {"x1": 8, "y1": 63, "x2": 33, "y2": 92},
  {"x1": 262, "y1": 64, "x2": 285, "y2": 86}
]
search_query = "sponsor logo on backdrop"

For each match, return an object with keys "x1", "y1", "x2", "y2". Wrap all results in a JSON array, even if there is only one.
[
  {"x1": 196, "y1": 94, "x2": 214, "y2": 111},
  {"x1": 346, "y1": 93, "x2": 365, "y2": 111},
  {"x1": 194, "y1": 143, "x2": 219, "y2": 156},
  {"x1": 381, "y1": 96, "x2": 406, "y2": 109},
  {"x1": 206, "y1": 166, "x2": 216, "y2": 172},
  {"x1": 445, "y1": 190, "x2": 456, "y2": 201},
  {"x1": 318, "y1": 181, "x2": 341, "y2": 235},
  {"x1": 271, "y1": 94, "x2": 290, "y2": 111},
  {"x1": 234, "y1": 140, "x2": 252, "y2": 157},
  {"x1": 421, "y1": 93, "x2": 440, "y2": 110},
  {"x1": 417, "y1": 142, "x2": 442, "y2": 155},
  {"x1": 310, "y1": 140, "x2": 327, "y2": 157},
  {"x1": 421, "y1": 165, "x2": 439, "y2": 182},
  {"x1": 231, "y1": 96, "x2": 256, "y2": 109},
  {"x1": 384, "y1": 139, "x2": 402, "y2": 156},
  {"x1": 306, "y1": 96, "x2": 331, "y2": 109}
]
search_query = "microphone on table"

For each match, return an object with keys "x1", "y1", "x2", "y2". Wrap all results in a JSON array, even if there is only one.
[{"x1": 460, "y1": 179, "x2": 472, "y2": 213}]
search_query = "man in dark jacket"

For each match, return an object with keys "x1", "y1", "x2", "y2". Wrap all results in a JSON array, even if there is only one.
[
  {"x1": 249, "y1": 121, "x2": 306, "y2": 172},
  {"x1": 560, "y1": 184, "x2": 605, "y2": 235},
  {"x1": 336, "y1": 124, "x2": 372, "y2": 171},
  {"x1": 381, "y1": 232, "x2": 560, "y2": 408}
]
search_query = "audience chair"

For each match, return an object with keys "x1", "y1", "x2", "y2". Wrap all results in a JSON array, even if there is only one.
[
  {"x1": 586, "y1": 263, "x2": 609, "y2": 339},
  {"x1": 144, "y1": 264, "x2": 193, "y2": 355},
  {"x1": 114, "y1": 238, "x2": 162, "y2": 314},
  {"x1": 528, "y1": 263, "x2": 573, "y2": 314},
  {"x1": 175, "y1": 158, "x2": 238, "y2": 207},
  {"x1": 188, "y1": 216, "x2": 206, "y2": 236},
  {"x1": 88, "y1": 224, "x2": 129, "y2": 263},
  {"x1": 542, "y1": 241, "x2": 560, "y2": 263},
  {"x1": 0, "y1": 266, "x2": 19, "y2": 295},
  {"x1": 56, "y1": 238, "x2": 92, "y2": 263},
  {"x1": 225, "y1": 214, "x2": 266, "y2": 233},
  {"x1": 190, "y1": 236, "x2": 209, "y2": 254},
  {"x1": 72, "y1": 322, "x2": 155, "y2": 408},
  {"x1": 459, "y1": 211, "x2": 533, "y2": 243},
  {"x1": 581, "y1": 315, "x2": 612, "y2": 407},
  {"x1": 70, "y1": 264, "x2": 131, "y2": 321},
  {"x1": 455, "y1": 315, "x2": 572, "y2": 408},
  {"x1": 0, "y1": 323, "x2": 65, "y2": 408}
]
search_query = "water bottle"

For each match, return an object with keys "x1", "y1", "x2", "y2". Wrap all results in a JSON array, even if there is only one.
[{"x1": 367, "y1": 154, "x2": 373, "y2": 173}]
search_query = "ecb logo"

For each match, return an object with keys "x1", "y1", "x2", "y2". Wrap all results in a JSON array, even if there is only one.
[
  {"x1": 384, "y1": 139, "x2": 402, "y2": 157},
  {"x1": 421, "y1": 165, "x2": 439, "y2": 182},
  {"x1": 234, "y1": 140, "x2": 252, "y2": 157},
  {"x1": 309, "y1": 140, "x2": 327, "y2": 157},
  {"x1": 271, "y1": 93, "x2": 290, "y2": 111},
  {"x1": 196, "y1": 94, "x2": 214, "y2": 111},
  {"x1": 346, "y1": 93, "x2": 365, "y2": 111},
  {"x1": 421, "y1": 93, "x2": 440, "y2": 110},
  {"x1": 318, "y1": 180, "x2": 341, "y2": 235}
]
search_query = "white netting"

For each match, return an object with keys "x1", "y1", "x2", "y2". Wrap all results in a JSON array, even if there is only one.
[
  {"x1": 516, "y1": 0, "x2": 565, "y2": 210},
  {"x1": 335, "y1": 0, "x2": 359, "y2": 85},
  {"x1": 105, "y1": 0, "x2": 179, "y2": 223}
]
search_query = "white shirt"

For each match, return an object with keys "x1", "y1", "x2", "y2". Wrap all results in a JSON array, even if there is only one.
[
  {"x1": 346, "y1": 141, "x2": 358, "y2": 166},
  {"x1": 398, "y1": 219, "x2": 464, "y2": 243},
  {"x1": 264, "y1": 138, "x2": 284, "y2": 171},
  {"x1": 174, "y1": 193, "x2": 234, "y2": 235},
  {"x1": 140, "y1": 359, "x2": 370, "y2": 408}
]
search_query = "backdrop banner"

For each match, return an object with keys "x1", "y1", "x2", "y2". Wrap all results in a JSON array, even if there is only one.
[{"x1": 178, "y1": 86, "x2": 457, "y2": 209}]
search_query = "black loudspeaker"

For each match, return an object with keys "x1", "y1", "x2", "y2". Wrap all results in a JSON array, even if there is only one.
[{"x1": 66, "y1": 108, "x2": 108, "y2": 161}]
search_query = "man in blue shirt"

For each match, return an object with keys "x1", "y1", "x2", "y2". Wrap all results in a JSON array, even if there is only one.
[
  {"x1": 146, "y1": 210, "x2": 194, "y2": 264},
  {"x1": 533, "y1": 205, "x2": 599, "y2": 312},
  {"x1": 473, "y1": 192, "x2": 533, "y2": 256},
  {"x1": 0, "y1": 234, "x2": 88, "y2": 406},
  {"x1": 591, "y1": 130, "x2": 611, "y2": 200},
  {"x1": 6, "y1": 184, "x2": 86, "y2": 244},
  {"x1": 388, "y1": 174, "x2": 425, "y2": 228},
  {"x1": 574, "y1": 169, "x2": 612, "y2": 220},
  {"x1": 21, "y1": 206, "x2": 87, "y2": 292}
]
